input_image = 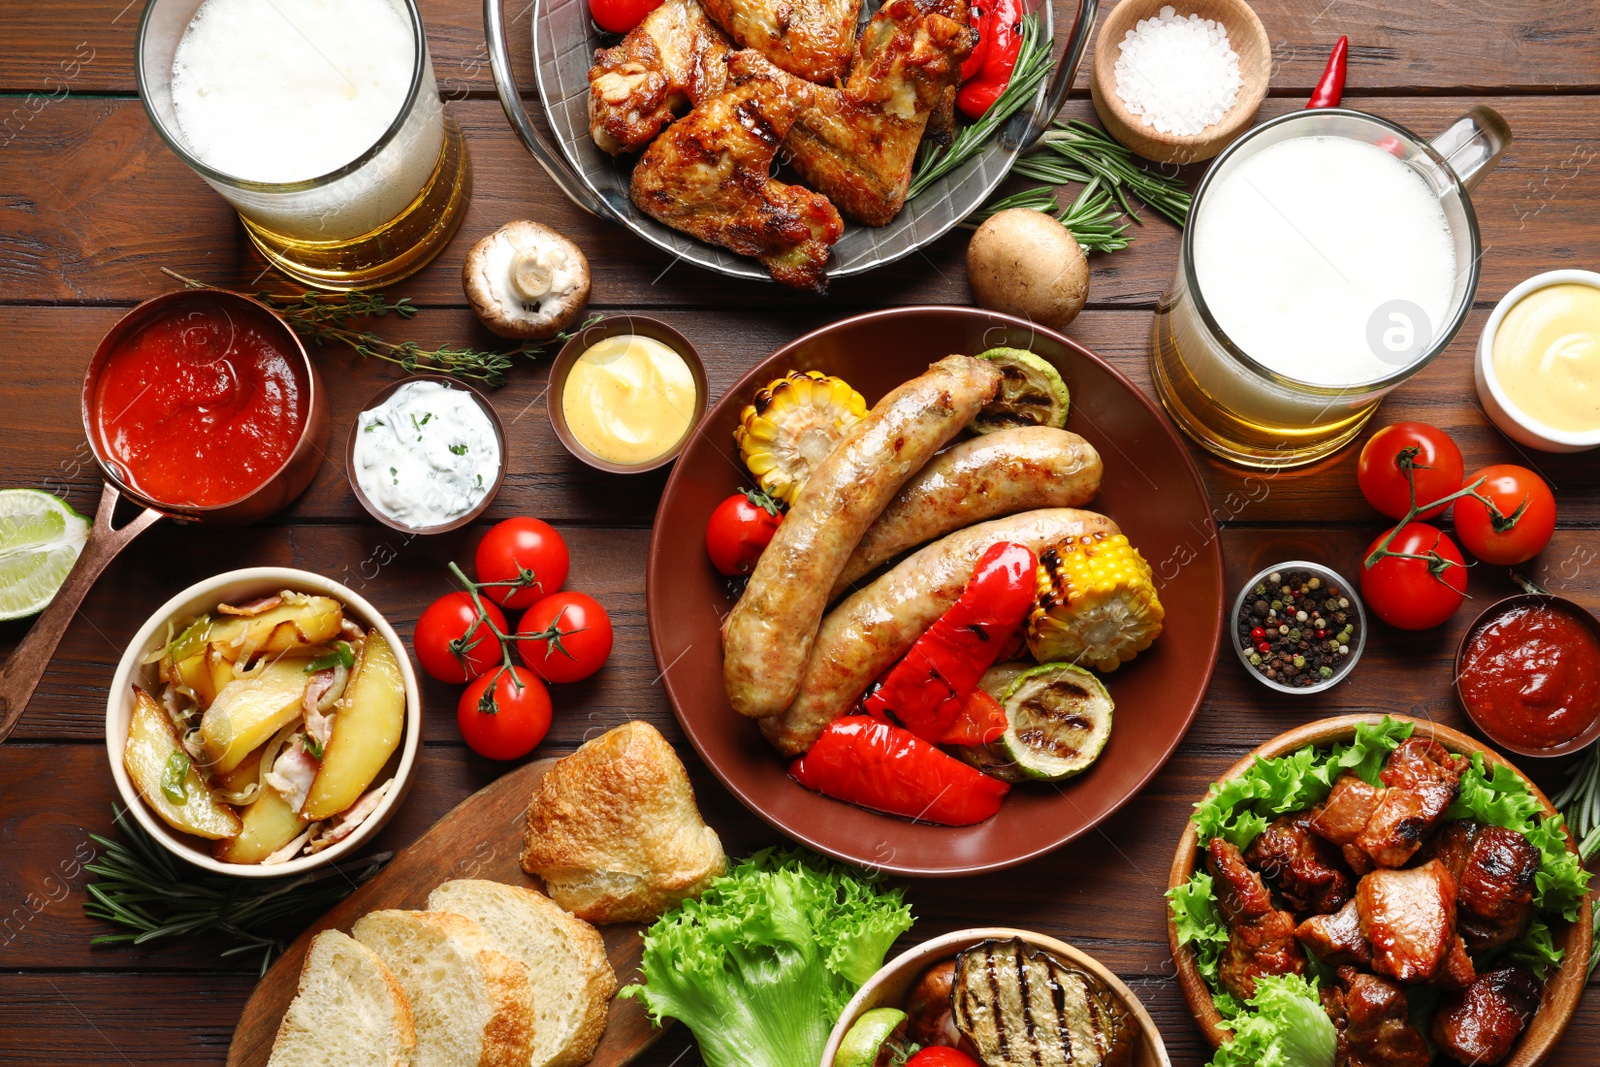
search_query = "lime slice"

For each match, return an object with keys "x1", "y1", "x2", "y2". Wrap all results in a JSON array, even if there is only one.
[
  {"x1": 836, "y1": 1007, "x2": 908, "y2": 1067},
  {"x1": 0, "y1": 490, "x2": 90, "y2": 621}
]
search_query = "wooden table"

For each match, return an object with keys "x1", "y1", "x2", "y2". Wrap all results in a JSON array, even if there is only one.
[{"x1": 2, "y1": 1, "x2": 1596, "y2": 1063}]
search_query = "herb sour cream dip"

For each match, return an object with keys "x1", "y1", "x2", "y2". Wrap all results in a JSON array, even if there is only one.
[{"x1": 353, "y1": 380, "x2": 500, "y2": 529}]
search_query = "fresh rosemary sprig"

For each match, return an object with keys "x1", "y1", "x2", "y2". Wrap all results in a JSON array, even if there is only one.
[
  {"x1": 1550, "y1": 745, "x2": 1600, "y2": 979},
  {"x1": 908, "y1": 14, "x2": 1051, "y2": 200},
  {"x1": 160, "y1": 268, "x2": 597, "y2": 389},
  {"x1": 1011, "y1": 119, "x2": 1194, "y2": 227},
  {"x1": 83, "y1": 806, "x2": 389, "y2": 976},
  {"x1": 963, "y1": 178, "x2": 1131, "y2": 252}
]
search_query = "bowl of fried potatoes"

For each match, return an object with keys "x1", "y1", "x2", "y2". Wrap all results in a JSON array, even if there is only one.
[{"x1": 105, "y1": 568, "x2": 422, "y2": 878}]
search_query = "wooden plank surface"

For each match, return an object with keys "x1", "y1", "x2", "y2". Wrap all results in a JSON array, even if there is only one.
[{"x1": 1, "y1": 0, "x2": 1597, "y2": 1064}]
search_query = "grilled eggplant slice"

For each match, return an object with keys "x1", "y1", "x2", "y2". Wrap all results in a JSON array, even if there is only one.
[{"x1": 951, "y1": 937, "x2": 1134, "y2": 1067}]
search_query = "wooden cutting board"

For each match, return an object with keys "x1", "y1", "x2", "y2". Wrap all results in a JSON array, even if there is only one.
[{"x1": 226, "y1": 758, "x2": 666, "y2": 1067}]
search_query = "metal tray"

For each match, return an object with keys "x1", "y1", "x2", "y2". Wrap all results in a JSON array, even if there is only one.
[{"x1": 485, "y1": 0, "x2": 1097, "y2": 284}]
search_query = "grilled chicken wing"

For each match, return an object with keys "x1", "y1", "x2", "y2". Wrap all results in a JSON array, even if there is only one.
[
  {"x1": 1323, "y1": 967, "x2": 1432, "y2": 1067},
  {"x1": 701, "y1": 0, "x2": 860, "y2": 81},
  {"x1": 1430, "y1": 966, "x2": 1542, "y2": 1066},
  {"x1": 630, "y1": 53, "x2": 844, "y2": 290},
  {"x1": 1356, "y1": 860, "x2": 1475, "y2": 988},
  {"x1": 589, "y1": 0, "x2": 733, "y2": 155},
  {"x1": 1246, "y1": 812, "x2": 1355, "y2": 916},
  {"x1": 1296, "y1": 898, "x2": 1373, "y2": 967},
  {"x1": 1427, "y1": 820, "x2": 1540, "y2": 952},
  {"x1": 1207, "y1": 837, "x2": 1306, "y2": 1000},
  {"x1": 782, "y1": 0, "x2": 974, "y2": 225}
]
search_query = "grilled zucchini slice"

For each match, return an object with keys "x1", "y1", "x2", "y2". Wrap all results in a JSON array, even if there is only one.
[
  {"x1": 998, "y1": 664, "x2": 1113, "y2": 781},
  {"x1": 972, "y1": 348, "x2": 1069, "y2": 434}
]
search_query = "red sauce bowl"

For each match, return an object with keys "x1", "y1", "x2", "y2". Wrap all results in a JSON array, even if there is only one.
[
  {"x1": 80, "y1": 289, "x2": 328, "y2": 527},
  {"x1": 1455, "y1": 592, "x2": 1600, "y2": 758}
]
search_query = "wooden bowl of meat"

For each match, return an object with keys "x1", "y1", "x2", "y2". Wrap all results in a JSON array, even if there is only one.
[{"x1": 1168, "y1": 714, "x2": 1591, "y2": 1067}]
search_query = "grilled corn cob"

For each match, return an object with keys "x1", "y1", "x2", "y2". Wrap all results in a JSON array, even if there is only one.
[
  {"x1": 1026, "y1": 532, "x2": 1164, "y2": 672},
  {"x1": 734, "y1": 370, "x2": 867, "y2": 505}
]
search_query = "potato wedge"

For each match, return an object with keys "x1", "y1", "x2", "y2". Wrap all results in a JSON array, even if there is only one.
[
  {"x1": 199, "y1": 657, "x2": 312, "y2": 774},
  {"x1": 124, "y1": 688, "x2": 241, "y2": 840},
  {"x1": 213, "y1": 785, "x2": 303, "y2": 864},
  {"x1": 208, "y1": 595, "x2": 343, "y2": 663},
  {"x1": 302, "y1": 631, "x2": 406, "y2": 821},
  {"x1": 215, "y1": 742, "x2": 267, "y2": 796},
  {"x1": 162, "y1": 651, "x2": 219, "y2": 708}
]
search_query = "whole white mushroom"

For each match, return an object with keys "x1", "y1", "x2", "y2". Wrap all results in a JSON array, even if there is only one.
[
  {"x1": 462, "y1": 220, "x2": 591, "y2": 340},
  {"x1": 966, "y1": 208, "x2": 1089, "y2": 331}
]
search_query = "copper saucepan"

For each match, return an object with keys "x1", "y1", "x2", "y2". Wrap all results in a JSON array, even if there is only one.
[{"x1": 0, "y1": 288, "x2": 329, "y2": 742}]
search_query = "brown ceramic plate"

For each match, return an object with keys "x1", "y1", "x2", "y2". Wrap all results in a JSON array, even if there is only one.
[
  {"x1": 1167, "y1": 714, "x2": 1591, "y2": 1066},
  {"x1": 646, "y1": 306, "x2": 1224, "y2": 876}
]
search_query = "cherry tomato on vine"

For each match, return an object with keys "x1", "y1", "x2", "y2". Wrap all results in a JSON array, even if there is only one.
[
  {"x1": 905, "y1": 1049, "x2": 981, "y2": 1067},
  {"x1": 457, "y1": 667, "x2": 552, "y2": 760},
  {"x1": 588, "y1": 0, "x2": 662, "y2": 33},
  {"x1": 706, "y1": 490, "x2": 783, "y2": 576},
  {"x1": 1454, "y1": 464, "x2": 1556, "y2": 566},
  {"x1": 475, "y1": 517, "x2": 569, "y2": 609},
  {"x1": 414, "y1": 592, "x2": 508, "y2": 684},
  {"x1": 516, "y1": 592, "x2": 614, "y2": 683},
  {"x1": 1361, "y1": 522, "x2": 1468, "y2": 630},
  {"x1": 1356, "y1": 422, "x2": 1464, "y2": 520}
]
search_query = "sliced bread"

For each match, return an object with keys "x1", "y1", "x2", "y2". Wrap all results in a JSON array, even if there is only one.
[
  {"x1": 520, "y1": 720, "x2": 727, "y2": 924},
  {"x1": 428, "y1": 879, "x2": 617, "y2": 1067},
  {"x1": 266, "y1": 929, "x2": 415, "y2": 1067},
  {"x1": 352, "y1": 909, "x2": 536, "y2": 1067}
]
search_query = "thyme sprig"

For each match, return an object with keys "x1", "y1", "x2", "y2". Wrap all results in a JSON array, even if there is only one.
[
  {"x1": 83, "y1": 807, "x2": 389, "y2": 976},
  {"x1": 160, "y1": 268, "x2": 597, "y2": 388}
]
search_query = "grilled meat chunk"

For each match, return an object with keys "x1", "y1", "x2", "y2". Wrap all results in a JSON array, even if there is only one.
[
  {"x1": 1357, "y1": 738, "x2": 1467, "y2": 868},
  {"x1": 701, "y1": 0, "x2": 860, "y2": 82},
  {"x1": 1430, "y1": 966, "x2": 1542, "y2": 1066},
  {"x1": 1428, "y1": 820, "x2": 1540, "y2": 952},
  {"x1": 1296, "y1": 898, "x2": 1372, "y2": 967},
  {"x1": 1356, "y1": 860, "x2": 1475, "y2": 988},
  {"x1": 1207, "y1": 837, "x2": 1305, "y2": 1000},
  {"x1": 1310, "y1": 773, "x2": 1383, "y2": 875},
  {"x1": 1246, "y1": 812, "x2": 1354, "y2": 916},
  {"x1": 630, "y1": 53, "x2": 844, "y2": 290},
  {"x1": 1323, "y1": 967, "x2": 1432, "y2": 1067},
  {"x1": 588, "y1": 0, "x2": 733, "y2": 155}
]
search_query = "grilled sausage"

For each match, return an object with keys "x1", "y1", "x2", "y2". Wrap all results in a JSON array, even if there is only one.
[
  {"x1": 722, "y1": 355, "x2": 1001, "y2": 719},
  {"x1": 760, "y1": 508, "x2": 1119, "y2": 754},
  {"x1": 831, "y1": 425, "x2": 1102, "y2": 599}
]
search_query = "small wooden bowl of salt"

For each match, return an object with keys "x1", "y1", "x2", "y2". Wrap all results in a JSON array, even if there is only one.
[{"x1": 1089, "y1": 0, "x2": 1271, "y2": 164}]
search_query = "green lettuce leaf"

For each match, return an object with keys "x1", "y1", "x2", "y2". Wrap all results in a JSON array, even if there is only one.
[
  {"x1": 1167, "y1": 871, "x2": 1240, "y2": 1017},
  {"x1": 619, "y1": 848, "x2": 914, "y2": 1067},
  {"x1": 1211, "y1": 974, "x2": 1336, "y2": 1067}
]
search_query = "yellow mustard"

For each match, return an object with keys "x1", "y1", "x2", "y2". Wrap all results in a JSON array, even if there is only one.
[
  {"x1": 562, "y1": 335, "x2": 696, "y2": 465},
  {"x1": 1492, "y1": 283, "x2": 1600, "y2": 434}
]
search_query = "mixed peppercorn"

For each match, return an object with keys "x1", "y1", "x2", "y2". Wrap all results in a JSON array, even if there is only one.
[{"x1": 1236, "y1": 568, "x2": 1360, "y2": 688}]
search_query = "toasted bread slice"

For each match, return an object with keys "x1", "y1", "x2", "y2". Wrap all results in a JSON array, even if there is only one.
[
  {"x1": 520, "y1": 721, "x2": 726, "y2": 924},
  {"x1": 266, "y1": 930, "x2": 415, "y2": 1067},
  {"x1": 352, "y1": 910, "x2": 536, "y2": 1067},
  {"x1": 429, "y1": 879, "x2": 617, "y2": 1067}
]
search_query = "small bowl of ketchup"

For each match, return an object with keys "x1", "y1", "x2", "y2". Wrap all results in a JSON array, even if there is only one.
[{"x1": 1456, "y1": 593, "x2": 1600, "y2": 757}]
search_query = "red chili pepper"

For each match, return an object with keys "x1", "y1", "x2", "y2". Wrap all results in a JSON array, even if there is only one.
[
  {"x1": 861, "y1": 541, "x2": 1037, "y2": 742},
  {"x1": 1306, "y1": 36, "x2": 1348, "y2": 109},
  {"x1": 956, "y1": 0, "x2": 1023, "y2": 120},
  {"x1": 790, "y1": 717, "x2": 1010, "y2": 826},
  {"x1": 937, "y1": 688, "x2": 1009, "y2": 746},
  {"x1": 960, "y1": 1, "x2": 991, "y2": 82}
]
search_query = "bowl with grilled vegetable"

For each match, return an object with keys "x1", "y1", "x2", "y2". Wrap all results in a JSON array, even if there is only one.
[
  {"x1": 822, "y1": 927, "x2": 1170, "y2": 1067},
  {"x1": 106, "y1": 568, "x2": 422, "y2": 878}
]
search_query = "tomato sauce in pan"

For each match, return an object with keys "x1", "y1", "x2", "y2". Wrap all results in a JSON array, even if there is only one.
[
  {"x1": 92, "y1": 298, "x2": 306, "y2": 508},
  {"x1": 1459, "y1": 602, "x2": 1600, "y2": 749}
]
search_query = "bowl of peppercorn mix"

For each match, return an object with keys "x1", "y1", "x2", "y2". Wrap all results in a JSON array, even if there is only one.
[{"x1": 1232, "y1": 561, "x2": 1367, "y2": 694}]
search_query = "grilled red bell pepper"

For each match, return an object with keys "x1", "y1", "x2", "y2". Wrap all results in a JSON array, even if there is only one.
[
  {"x1": 1306, "y1": 36, "x2": 1348, "y2": 109},
  {"x1": 938, "y1": 688, "x2": 1009, "y2": 746},
  {"x1": 956, "y1": 0, "x2": 1023, "y2": 120},
  {"x1": 790, "y1": 716, "x2": 1011, "y2": 826},
  {"x1": 862, "y1": 540, "x2": 1037, "y2": 742},
  {"x1": 960, "y1": 0, "x2": 992, "y2": 81}
]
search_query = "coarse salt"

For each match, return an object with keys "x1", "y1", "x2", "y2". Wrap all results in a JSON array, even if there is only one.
[{"x1": 1113, "y1": 6, "x2": 1242, "y2": 136}]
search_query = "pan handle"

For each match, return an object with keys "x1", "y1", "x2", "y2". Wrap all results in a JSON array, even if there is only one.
[
  {"x1": 485, "y1": 0, "x2": 618, "y2": 220},
  {"x1": 1017, "y1": 0, "x2": 1099, "y2": 149},
  {"x1": 0, "y1": 483, "x2": 162, "y2": 744}
]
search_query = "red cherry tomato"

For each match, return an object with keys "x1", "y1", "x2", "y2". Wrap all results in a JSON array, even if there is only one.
[
  {"x1": 475, "y1": 517, "x2": 569, "y2": 609},
  {"x1": 1453, "y1": 464, "x2": 1557, "y2": 566},
  {"x1": 1356, "y1": 422, "x2": 1464, "y2": 520},
  {"x1": 705, "y1": 490, "x2": 783, "y2": 576},
  {"x1": 588, "y1": 0, "x2": 663, "y2": 33},
  {"x1": 516, "y1": 592, "x2": 614, "y2": 683},
  {"x1": 457, "y1": 667, "x2": 551, "y2": 760},
  {"x1": 906, "y1": 1049, "x2": 981, "y2": 1067},
  {"x1": 1361, "y1": 523, "x2": 1468, "y2": 630},
  {"x1": 414, "y1": 592, "x2": 508, "y2": 684}
]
